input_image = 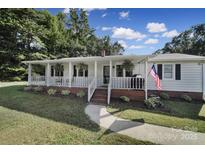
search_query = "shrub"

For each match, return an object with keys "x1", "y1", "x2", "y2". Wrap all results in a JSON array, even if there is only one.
[
  {"x1": 181, "y1": 94, "x2": 192, "y2": 102},
  {"x1": 9, "y1": 77, "x2": 21, "y2": 81},
  {"x1": 76, "y1": 90, "x2": 85, "y2": 98},
  {"x1": 33, "y1": 86, "x2": 43, "y2": 92},
  {"x1": 120, "y1": 96, "x2": 130, "y2": 102},
  {"x1": 24, "y1": 86, "x2": 32, "y2": 91},
  {"x1": 144, "y1": 97, "x2": 164, "y2": 109},
  {"x1": 61, "y1": 90, "x2": 70, "y2": 96},
  {"x1": 47, "y1": 88, "x2": 57, "y2": 95},
  {"x1": 160, "y1": 92, "x2": 170, "y2": 100}
]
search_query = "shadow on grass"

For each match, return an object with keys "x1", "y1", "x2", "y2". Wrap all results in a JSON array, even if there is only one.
[
  {"x1": 108, "y1": 99, "x2": 205, "y2": 121},
  {"x1": 0, "y1": 85, "x2": 100, "y2": 132}
]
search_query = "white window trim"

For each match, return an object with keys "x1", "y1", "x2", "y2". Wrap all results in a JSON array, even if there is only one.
[{"x1": 162, "y1": 63, "x2": 175, "y2": 80}]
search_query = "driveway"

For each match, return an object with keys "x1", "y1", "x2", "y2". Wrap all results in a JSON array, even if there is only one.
[{"x1": 85, "y1": 104, "x2": 205, "y2": 145}]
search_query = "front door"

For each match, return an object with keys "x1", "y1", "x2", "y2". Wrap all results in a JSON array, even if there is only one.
[{"x1": 103, "y1": 66, "x2": 110, "y2": 84}]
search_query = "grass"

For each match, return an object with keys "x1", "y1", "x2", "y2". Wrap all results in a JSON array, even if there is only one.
[
  {"x1": 0, "y1": 84, "x2": 153, "y2": 145},
  {"x1": 107, "y1": 100, "x2": 205, "y2": 133}
]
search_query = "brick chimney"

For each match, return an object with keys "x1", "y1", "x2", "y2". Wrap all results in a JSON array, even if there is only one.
[{"x1": 101, "y1": 50, "x2": 106, "y2": 57}]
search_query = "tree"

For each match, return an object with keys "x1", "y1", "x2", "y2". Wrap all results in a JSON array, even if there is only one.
[
  {"x1": 0, "y1": 8, "x2": 124, "y2": 81},
  {"x1": 155, "y1": 24, "x2": 205, "y2": 56}
]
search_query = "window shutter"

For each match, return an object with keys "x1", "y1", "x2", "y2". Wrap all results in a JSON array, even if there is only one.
[
  {"x1": 157, "y1": 64, "x2": 162, "y2": 80},
  {"x1": 175, "y1": 64, "x2": 181, "y2": 80},
  {"x1": 73, "y1": 65, "x2": 76, "y2": 77}
]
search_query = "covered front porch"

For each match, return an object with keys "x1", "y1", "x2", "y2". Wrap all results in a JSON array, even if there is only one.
[{"x1": 24, "y1": 55, "x2": 148, "y2": 103}]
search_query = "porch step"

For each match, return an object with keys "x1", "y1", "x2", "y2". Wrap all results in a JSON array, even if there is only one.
[{"x1": 91, "y1": 89, "x2": 107, "y2": 104}]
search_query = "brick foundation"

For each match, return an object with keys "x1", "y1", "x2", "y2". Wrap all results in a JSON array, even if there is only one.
[
  {"x1": 32, "y1": 85, "x2": 203, "y2": 101},
  {"x1": 111, "y1": 89, "x2": 145, "y2": 102},
  {"x1": 148, "y1": 90, "x2": 203, "y2": 100}
]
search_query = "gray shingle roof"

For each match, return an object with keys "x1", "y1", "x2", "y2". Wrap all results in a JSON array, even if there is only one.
[{"x1": 148, "y1": 53, "x2": 205, "y2": 62}]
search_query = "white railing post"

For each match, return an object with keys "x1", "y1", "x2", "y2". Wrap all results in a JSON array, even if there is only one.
[
  {"x1": 94, "y1": 61, "x2": 97, "y2": 86},
  {"x1": 28, "y1": 63, "x2": 32, "y2": 85},
  {"x1": 69, "y1": 62, "x2": 72, "y2": 87},
  {"x1": 46, "y1": 63, "x2": 51, "y2": 87}
]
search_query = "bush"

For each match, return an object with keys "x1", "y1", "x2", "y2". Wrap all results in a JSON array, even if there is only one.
[
  {"x1": 61, "y1": 90, "x2": 70, "y2": 96},
  {"x1": 24, "y1": 86, "x2": 32, "y2": 91},
  {"x1": 9, "y1": 77, "x2": 21, "y2": 81},
  {"x1": 47, "y1": 88, "x2": 57, "y2": 95},
  {"x1": 120, "y1": 96, "x2": 130, "y2": 102},
  {"x1": 33, "y1": 86, "x2": 43, "y2": 92},
  {"x1": 76, "y1": 90, "x2": 85, "y2": 98},
  {"x1": 181, "y1": 94, "x2": 192, "y2": 102},
  {"x1": 160, "y1": 92, "x2": 170, "y2": 100},
  {"x1": 144, "y1": 97, "x2": 164, "y2": 109}
]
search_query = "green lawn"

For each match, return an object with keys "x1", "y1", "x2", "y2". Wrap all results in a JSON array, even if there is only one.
[
  {"x1": 107, "y1": 100, "x2": 205, "y2": 133},
  {"x1": 0, "y1": 85, "x2": 153, "y2": 144}
]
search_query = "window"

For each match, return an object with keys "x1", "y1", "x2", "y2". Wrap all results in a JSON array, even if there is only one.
[
  {"x1": 163, "y1": 64, "x2": 173, "y2": 79},
  {"x1": 125, "y1": 70, "x2": 133, "y2": 77},
  {"x1": 73, "y1": 65, "x2": 88, "y2": 77},
  {"x1": 78, "y1": 68, "x2": 84, "y2": 76},
  {"x1": 116, "y1": 65, "x2": 123, "y2": 77}
]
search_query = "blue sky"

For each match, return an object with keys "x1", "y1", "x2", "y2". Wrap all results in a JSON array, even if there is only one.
[{"x1": 41, "y1": 8, "x2": 205, "y2": 55}]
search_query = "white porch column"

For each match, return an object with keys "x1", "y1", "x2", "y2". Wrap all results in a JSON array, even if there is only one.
[
  {"x1": 144, "y1": 59, "x2": 148, "y2": 100},
  {"x1": 109, "y1": 60, "x2": 112, "y2": 84},
  {"x1": 76, "y1": 68, "x2": 79, "y2": 77},
  {"x1": 46, "y1": 63, "x2": 51, "y2": 87},
  {"x1": 202, "y1": 64, "x2": 205, "y2": 100},
  {"x1": 28, "y1": 63, "x2": 32, "y2": 85},
  {"x1": 69, "y1": 62, "x2": 72, "y2": 87}
]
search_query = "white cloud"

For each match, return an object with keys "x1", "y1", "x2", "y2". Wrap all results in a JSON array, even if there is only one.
[
  {"x1": 83, "y1": 8, "x2": 107, "y2": 12},
  {"x1": 129, "y1": 45, "x2": 145, "y2": 49},
  {"x1": 144, "y1": 38, "x2": 159, "y2": 44},
  {"x1": 146, "y1": 22, "x2": 167, "y2": 33},
  {"x1": 118, "y1": 40, "x2": 128, "y2": 48},
  {"x1": 112, "y1": 27, "x2": 146, "y2": 40},
  {"x1": 101, "y1": 13, "x2": 107, "y2": 18},
  {"x1": 154, "y1": 34, "x2": 160, "y2": 38},
  {"x1": 162, "y1": 29, "x2": 179, "y2": 38},
  {"x1": 119, "y1": 11, "x2": 129, "y2": 19},
  {"x1": 63, "y1": 8, "x2": 70, "y2": 14},
  {"x1": 101, "y1": 26, "x2": 115, "y2": 31}
]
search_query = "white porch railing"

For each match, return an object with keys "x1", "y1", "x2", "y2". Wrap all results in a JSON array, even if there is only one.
[
  {"x1": 88, "y1": 78, "x2": 97, "y2": 102},
  {"x1": 72, "y1": 77, "x2": 93, "y2": 87},
  {"x1": 31, "y1": 76, "x2": 46, "y2": 85},
  {"x1": 50, "y1": 77, "x2": 70, "y2": 87},
  {"x1": 111, "y1": 77, "x2": 144, "y2": 89}
]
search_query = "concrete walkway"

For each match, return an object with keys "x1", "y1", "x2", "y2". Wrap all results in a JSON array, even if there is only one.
[{"x1": 85, "y1": 104, "x2": 205, "y2": 145}]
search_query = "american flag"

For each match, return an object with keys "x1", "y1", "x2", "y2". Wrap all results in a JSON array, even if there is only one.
[{"x1": 150, "y1": 65, "x2": 161, "y2": 90}]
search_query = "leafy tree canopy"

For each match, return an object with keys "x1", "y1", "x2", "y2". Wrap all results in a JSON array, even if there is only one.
[
  {"x1": 155, "y1": 24, "x2": 205, "y2": 56},
  {"x1": 0, "y1": 8, "x2": 124, "y2": 81}
]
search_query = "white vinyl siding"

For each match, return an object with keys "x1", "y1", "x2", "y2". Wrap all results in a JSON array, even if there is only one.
[{"x1": 147, "y1": 62, "x2": 202, "y2": 92}]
